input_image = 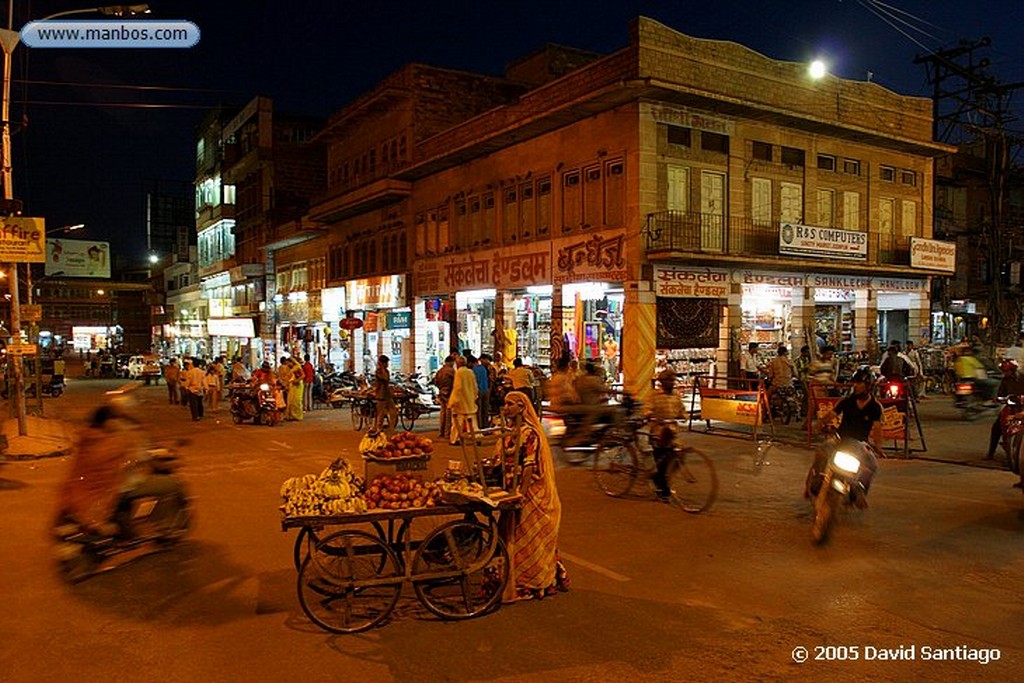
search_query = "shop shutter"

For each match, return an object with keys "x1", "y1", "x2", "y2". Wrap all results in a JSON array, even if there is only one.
[{"x1": 656, "y1": 297, "x2": 720, "y2": 349}]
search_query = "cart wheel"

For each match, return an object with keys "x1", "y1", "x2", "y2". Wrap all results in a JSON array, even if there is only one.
[
  {"x1": 592, "y1": 441, "x2": 638, "y2": 497},
  {"x1": 667, "y1": 448, "x2": 718, "y2": 514},
  {"x1": 297, "y1": 529, "x2": 403, "y2": 634},
  {"x1": 411, "y1": 520, "x2": 508, "y2": 620},
  {"x1": 293, "y1": 527, "x2": 322, "y2": 572}
]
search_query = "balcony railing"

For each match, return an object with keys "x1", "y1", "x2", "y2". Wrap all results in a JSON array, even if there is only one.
[{"x1": 645, "y1": 210, "x2": 911, "y2": 266}]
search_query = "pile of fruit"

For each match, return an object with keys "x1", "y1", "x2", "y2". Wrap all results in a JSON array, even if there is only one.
[
  {"x1": 366, "y1": 431, "x2": 435, "y2": 460},
  {"x1": 280, "y1": 457, "x2": 367, "y2": 517},
  {"x1": 363, "y1": 473, "x2": 443, "y2": 510}
]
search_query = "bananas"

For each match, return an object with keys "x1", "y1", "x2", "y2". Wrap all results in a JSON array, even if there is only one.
[{"x1": 280, "y1": 457, "x2": 367, "y2": 518}]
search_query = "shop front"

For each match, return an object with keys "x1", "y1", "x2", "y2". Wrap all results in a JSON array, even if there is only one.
[
  {"x1": 874, "y1": 276, "x2": 931, "y2": 347},
  {"x1": 163, "y1": 321, "x2": 208, "y2": 359},
  {"x1": 207, "y1": 317, "x2": 259, "y2": 363},
  {"x1": 344, "y1": 274, "x2": 408, "y2": 376},
  {"x1": 652, "y1": 265, "x2": 728, "y2": 379}
]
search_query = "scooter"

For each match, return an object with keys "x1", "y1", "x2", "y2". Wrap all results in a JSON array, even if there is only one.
[
  {"x1": 953, "y1": 379, "x2": 996, "y2": 421},
  {"x1": 53, "y1": 446, "x2": 191, "y2": 583},
  {"x1": 230, "y1": 382, "x2": 282, "y2": 426},
  {"x1": 805, "y1": 434, "x2": 876, "y2": 545}
]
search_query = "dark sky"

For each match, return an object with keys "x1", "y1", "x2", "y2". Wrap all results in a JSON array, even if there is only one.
[{"x1": 10, "y1": 1, "x2": 1024, "y2": 264}]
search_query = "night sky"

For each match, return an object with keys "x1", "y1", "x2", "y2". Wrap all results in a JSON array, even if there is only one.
[{"x1": 10, "y1": 1, "x2": 1024, "y2": 264}]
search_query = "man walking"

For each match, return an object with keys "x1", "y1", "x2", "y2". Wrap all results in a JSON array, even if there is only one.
[
  {"x1": 432, "y1": 354, "x2": 456, "y2": 439},
  {"x1": 182, "y1": 358, "x2": 206, "y2": 421},
  {"x1": 164, "y1": 358, "x2": 180, "y2": 405}
]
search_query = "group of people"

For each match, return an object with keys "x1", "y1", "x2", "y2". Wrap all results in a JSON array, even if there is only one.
[{"x1": 163, "y1": 354, "x2": 314, "y2": 423}]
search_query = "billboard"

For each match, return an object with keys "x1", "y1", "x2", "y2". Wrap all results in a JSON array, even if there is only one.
[{"x1": 45, "y1": 238, "x2": 111, "y2": 278}]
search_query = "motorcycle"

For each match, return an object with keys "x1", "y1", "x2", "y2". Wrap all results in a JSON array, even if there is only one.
[
  {"x1": 768, "y1": 380, "x2": 803, "y2": 425},
  {"x1": 996, "y1": 394, "x2": 1024, "y2": 474},
  {"x1": 53, "y1": 445, "x2": 191, "y2": 583},
  {"x1": 953, "y1": 379, "x2": 996, "y2": 421},
  {"x1": 805, "y1": 434, "x2": 876, "y2": 545},
  {"x1": 230, "y1": 381, "x2": 282, "y2": 426}
]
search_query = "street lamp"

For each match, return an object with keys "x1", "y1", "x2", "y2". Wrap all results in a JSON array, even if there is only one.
[{"x1": 0, "y1": 4, "x2": 149, "y2": 435}]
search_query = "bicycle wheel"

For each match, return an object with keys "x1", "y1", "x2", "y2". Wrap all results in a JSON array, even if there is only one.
[
  {"x1": 297, "y1": 529, "x2": 403, "y2": 634},
  {"x1": 350, "y1": 401, "x2": 364, "y2": 431},
  {"x1": 398, "y1": 402, "x2": 418, "y2": 431},
  {"x1": 411, "y1": 520, "x2": 508, "y2": 620},
  {"x1": 667, "y1": 448, "x2": 718, "y2": 513},
  {"x1": 592, "y1": 441, "x2": 638, "y2": 497}
]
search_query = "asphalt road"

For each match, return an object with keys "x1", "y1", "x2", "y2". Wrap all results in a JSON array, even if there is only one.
[{"x1": 1, "y1": 380, "x2": 1022, "y2": 682}]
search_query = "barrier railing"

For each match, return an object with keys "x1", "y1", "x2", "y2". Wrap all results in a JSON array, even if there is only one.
[{"x1": 686, "y1": 375, "x2": 773, "y2": 440}]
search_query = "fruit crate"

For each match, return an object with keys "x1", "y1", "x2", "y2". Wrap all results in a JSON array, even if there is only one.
[{"x1": 362, "y1": 452, "x2": 431, "y2": 481}]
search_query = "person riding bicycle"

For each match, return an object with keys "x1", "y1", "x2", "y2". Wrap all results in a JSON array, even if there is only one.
[
  {"x1": 648, "y1": 369, "x2": 686, "y2": 502},
  {"x1": 804, "y1": 366, "x2": 881, "y2": 506}
]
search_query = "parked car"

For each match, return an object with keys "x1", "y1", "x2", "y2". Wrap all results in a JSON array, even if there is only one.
[{"x1": 128, "y1": 354, "x2": 162, "y2": 383}]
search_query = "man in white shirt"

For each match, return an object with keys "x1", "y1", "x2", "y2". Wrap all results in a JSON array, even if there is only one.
[{"x1": 182, "y1": 358, "x2": 206, "y2": 421}]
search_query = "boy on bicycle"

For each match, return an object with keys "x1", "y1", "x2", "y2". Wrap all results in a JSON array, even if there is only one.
[{"x1": 648, "y1": 369, "x2": 686, "y2": 501}]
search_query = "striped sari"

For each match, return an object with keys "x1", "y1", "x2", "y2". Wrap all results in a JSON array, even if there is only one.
[{"x1": 500, "y1": 392, "x2": 568, "y2": 602}]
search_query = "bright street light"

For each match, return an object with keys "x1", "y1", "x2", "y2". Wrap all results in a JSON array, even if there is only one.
[
  {"x1": 809, "y1": 59, "x2": 828, "y2": 80},
  {"x1": 148, "y1": 253, "x2": 159, "y2": 264}
]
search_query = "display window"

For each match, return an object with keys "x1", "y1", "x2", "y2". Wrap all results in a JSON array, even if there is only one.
[
  {"x1": 813, "y1": 288, "x2": 855, "y2": 352},
  {"x1": 455, "y1": 289, "x2": 495, "y2": 357},
  {"x1": 741, "y1": 285, "x2": 792, "y2": 352},
  {"x1": 515, "y1": 285, "x2": 552, "y2": 368},
  {"x1": 563, "y1": 282, "x2": 624, "y2": 382}
]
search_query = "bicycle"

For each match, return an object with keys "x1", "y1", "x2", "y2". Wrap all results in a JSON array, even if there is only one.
[{"x1": 590, "y1": 417, "x2": 718, "y2": 513}]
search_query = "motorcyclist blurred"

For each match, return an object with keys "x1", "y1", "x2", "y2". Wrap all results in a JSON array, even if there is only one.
[
  {"x1": 954, "y1": 345, "x2": 999, "y2": 402},
  {"x1": 57, "y1": 389, "x2": 179, "y2": 538},
  {"x1": 804, "y1": 367, "x2": 881, "y2": 506}
]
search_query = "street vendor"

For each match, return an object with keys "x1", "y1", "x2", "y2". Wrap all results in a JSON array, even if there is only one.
[{"x1": 497, "y1": 391, "x2": 569, "y2": 602}]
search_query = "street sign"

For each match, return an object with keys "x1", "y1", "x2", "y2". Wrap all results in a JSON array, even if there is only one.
[
  {"x1": 340, "y1": 317, "x2": 363, "y2": 331},
  {"x1": 21, "y1": 304, "x2": 41, "y2": 322},
  {"x1": 7, "y1": 343, "x2": 37, "y2": 356}
]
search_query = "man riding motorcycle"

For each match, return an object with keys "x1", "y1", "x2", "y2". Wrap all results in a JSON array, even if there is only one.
[
  {"x1": 985, "y1": 359, "x2": 1024, "y2": 462},
  {"x1": 804, "y1": 367, "x2": 882, "y2": 507},
  {"x1": 57, "y1": 389, "x2": 181, "y2": 538}
]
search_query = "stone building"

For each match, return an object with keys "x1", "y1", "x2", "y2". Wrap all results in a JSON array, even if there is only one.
[{"x1": 295, "y1": 16, "x2": 955, "y2": 397}]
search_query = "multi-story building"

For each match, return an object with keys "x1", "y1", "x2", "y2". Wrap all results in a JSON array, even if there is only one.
[{"x1": 295, "y1": 17, "x2": 956, "y2": 397}]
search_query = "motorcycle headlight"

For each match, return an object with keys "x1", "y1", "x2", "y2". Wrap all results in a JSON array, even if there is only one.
[
  {"x1": 260, "y1": 383, "x2": 270, "y2": 391},
  {"x1": 832, "y1": 450, "x2": 861, "y2": 474}
]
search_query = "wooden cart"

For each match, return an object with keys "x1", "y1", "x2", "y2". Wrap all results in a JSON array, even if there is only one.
[{"x1": 282, "y1": 494, "x2": 520, "y2": 634}]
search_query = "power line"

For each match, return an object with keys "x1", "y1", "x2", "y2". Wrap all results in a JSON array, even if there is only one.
[{"x1": 13, "y1": 78, "x2": 246, "y2": 95}]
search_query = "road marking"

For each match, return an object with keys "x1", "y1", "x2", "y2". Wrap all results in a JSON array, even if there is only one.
[
  {"x1": 270, "y1": 440, "x2": 293, "y2": 450},
  {"x1": 883, "y1": 483, "x2": 1012, "y2": 508},
  {"x1": 558, "y1": 551, "x2": 631, "y2": 582}
]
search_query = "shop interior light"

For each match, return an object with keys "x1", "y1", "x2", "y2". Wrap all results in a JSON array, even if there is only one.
[
  {"x1": 564, "y1": 281, "x2": 608, "y2": 301},
  {"x1": 526, "y1": 285, "x2": 553, "y2": 296},
  {"x1": 456, "y1": 288, "x2": 497, "y2": 306}
]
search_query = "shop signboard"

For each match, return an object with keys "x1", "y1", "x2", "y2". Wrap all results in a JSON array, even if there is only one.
[
  {"x1": 698, "y1": 386, "x2": 761, "y2": 426},
  {"x1": 340, "y1": 317, "x2": 363, "y2": 331},
  {"x1": 347, "y1": 275, "x2": 405, "y2": 310},
  {"x1": 320, "y1": 287, "x2": 347, "y2": 322},
  {"x1": 910, "y1": 237, "x2": 956, "y2": 272},
  {"x1": 807, "y1": 273, "x2": 872, "y2": 290},
  {"x1": 654, "y1": 266, "x2": 729, "y2": 298},
  {"x1": 386, "y1": 311, "x2": 411, "y2": 329},
  {"x1": 1, "y1": 217, "x2": 45, "y2": 263},
  {"x1": 872, "y1": 276, "x2": 928, "y2": 292},
  {"x1": 778, "y1": 223, "x2": 867, "y2": 260},
  {"x1": 552, "y1": 231, "x2": 628, "y2": 285},
  {"x1": 413, "y1": 243, "x2": 549, "y2": 295},
  {"x1": 207, "y1": 317, "x2": 255, "y2": 338},
  {"x1": 733, "y1": 270, "x2": 806, "y2": 288}
]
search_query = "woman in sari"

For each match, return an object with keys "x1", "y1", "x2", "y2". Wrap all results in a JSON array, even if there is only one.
[
  {"x1": 285, "y1": 357, "x2": 304, "y2": 421},
  {"x1": 499, "y1": 391, "x2": 569, "y2": 601}
]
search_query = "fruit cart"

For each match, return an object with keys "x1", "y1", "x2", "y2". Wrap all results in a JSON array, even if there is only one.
[
  {"x1": 282, "y1": 494, "x2": 520, "y2": 634},
  {"x1": 280, "y1": 433, "x2": 522, "y2": 634}
]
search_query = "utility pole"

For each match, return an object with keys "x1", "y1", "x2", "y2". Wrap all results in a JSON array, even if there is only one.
[{"x1": 915, "y1": 40, "x2": 1024, "y2": 344}]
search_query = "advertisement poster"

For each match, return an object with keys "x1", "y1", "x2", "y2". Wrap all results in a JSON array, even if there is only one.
[
  {"x1": 698, "y1": 386, "x2": 761, "y2": 427},
  {"x1": 0, "y1": 217, "x2": 46, "y2": 263},
  {"x1": 45, "y1": 238, "x2": 110, "y2": 278}
]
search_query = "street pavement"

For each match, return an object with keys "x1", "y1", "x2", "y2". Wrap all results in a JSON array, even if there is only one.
[{"x1": 1, "y1": 379, "x2": 1022, "y2": 682}]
